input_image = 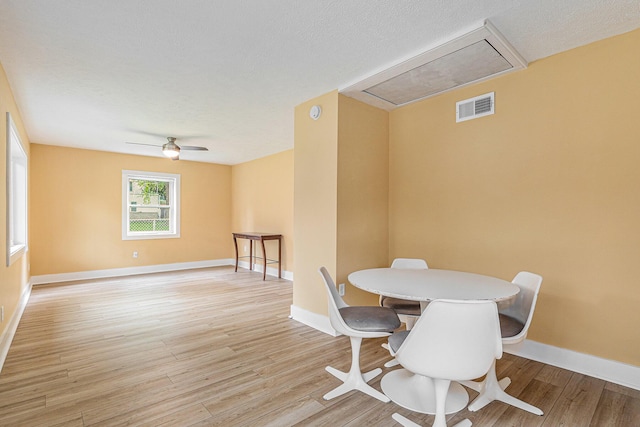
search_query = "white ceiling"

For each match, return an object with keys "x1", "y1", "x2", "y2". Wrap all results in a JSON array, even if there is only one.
[{"x1": 0, "y1": 1, "x2": 638, "y2": 165}]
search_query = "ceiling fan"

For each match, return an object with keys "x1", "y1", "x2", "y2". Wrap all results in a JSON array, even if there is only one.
[{"x1": 126, "y1": 136, "x2": 208, "y2": 160}]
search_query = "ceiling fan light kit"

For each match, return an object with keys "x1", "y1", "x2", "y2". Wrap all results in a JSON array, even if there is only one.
[
  {"x1": 162, "y1": 138, "x2": 181, "y2": 158},
  {"x1": 126, "y1": 136, "x2": 208, "y2": 161}
]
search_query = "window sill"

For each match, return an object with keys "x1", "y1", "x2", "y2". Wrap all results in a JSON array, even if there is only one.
[
  {"x1": 7, "y1": 244, "x2": 26, "y2": 266},
  {"x1": 122, "y1": 233, "x2": 180, "y2": 241}
]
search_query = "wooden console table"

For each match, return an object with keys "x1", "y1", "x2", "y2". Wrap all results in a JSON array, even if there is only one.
[{"x1": 232, "y1": 232, "x2": 282, "y2": 280}]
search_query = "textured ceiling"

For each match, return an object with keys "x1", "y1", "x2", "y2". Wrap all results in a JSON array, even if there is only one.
[{"x1": 0, "y1": 0, "x2": 638, "y2": 164}]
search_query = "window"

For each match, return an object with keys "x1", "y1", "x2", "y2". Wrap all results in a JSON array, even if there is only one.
[
  {"x1": 122, "y1": 170, "x2": 180, "y2": 240},
  {"x1": 6, "y1": 113, "x2": 28, "y2": 266}
]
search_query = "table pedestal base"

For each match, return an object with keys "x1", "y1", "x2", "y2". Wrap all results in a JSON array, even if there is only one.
[{"x1": 381, "y1": 369, "x2": 469, "y2": 414}]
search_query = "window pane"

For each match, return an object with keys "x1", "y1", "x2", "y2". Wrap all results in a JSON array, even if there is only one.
[
  {"x1": 126, "y1": 177, "x2": 173, "y2": 233},
  {"x1": 129, "y1": 179, "x2": 169, "y2": 206},
  {"x1": 128, "y1": 206, "x2": 171, "y2": 232}
]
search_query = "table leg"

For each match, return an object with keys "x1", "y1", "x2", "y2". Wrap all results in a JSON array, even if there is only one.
[
  {"x1": 233, "y1": 236, "x2": 239, "y2": 272},
  {"x1": 260, "y1": 238, "x2": 267, "y2": 280},
  {"x1": 380, "y1": 369, "x2": 469, "y2": 414},
  {"x1": 278, "y1": 237, "x2": 281, "y2": 279},
  {"x1": 249, "y1": 240, "x2": 253, "y2": 271}
]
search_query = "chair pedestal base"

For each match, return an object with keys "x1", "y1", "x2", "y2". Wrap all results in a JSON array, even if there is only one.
[
  {"x1": 384, "y1": 358, "x2": 400, "y2": 368},
  {"x1": 381, "y1": 342, "x2": 400, "y2": 368},
  {"x1": 381, "y1": 369, "x2": 469, "y2": 414},
  {"x1": 460, "y1": 360, "x2": 543, "y2": 415},
  {"x1": 323, "y1": 336, "x2": 390, "y2": 403},
  {"x1": 392, "y1": 413, "x2": 472, "y2": 427}
]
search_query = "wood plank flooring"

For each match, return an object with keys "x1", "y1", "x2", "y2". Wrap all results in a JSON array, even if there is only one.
[{"x1": 0, "y1": 266, "x2": 638, "y2": 426}]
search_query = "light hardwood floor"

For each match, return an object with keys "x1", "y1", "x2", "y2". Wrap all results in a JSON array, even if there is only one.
[{"x1": 0, "y1": 267, "x2": 638, "y2": 426}]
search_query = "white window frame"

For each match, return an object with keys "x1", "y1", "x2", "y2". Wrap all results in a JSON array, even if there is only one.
[
  {"x1": 6, "y1": 112, "x2": 28, "y2": 266},
  {"x1": 122, "y1": 170, "x2": 180, "y2": 240}
]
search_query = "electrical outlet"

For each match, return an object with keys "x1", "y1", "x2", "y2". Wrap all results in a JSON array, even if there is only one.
[
  {"x1": 133, "y1": 251, "x2": 138, "y2": 258},
  {"x1": 338, "y1": 283, "x2": 345, "y2": 296}
]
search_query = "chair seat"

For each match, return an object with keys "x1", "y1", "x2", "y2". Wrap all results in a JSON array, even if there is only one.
[
  {"x1": 388, "y1": 330, "x2": 410, "y2": 353},
  {"x1": 499, "y1": 313, "x2": 525, "y2": 338},
  {"x1": 339, "y1": 306, "x2": 401, "y2": 332},
  {"x1": 381, "y1": 297, "x2": 422, "y2": 316}
]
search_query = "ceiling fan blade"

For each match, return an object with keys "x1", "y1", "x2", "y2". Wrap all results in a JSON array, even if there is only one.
[
  {"x1": 180, "y1": 145, "x2": 209, "y2": 151},
  {"x1": 126, "y1": 141, "x2": 162, "y2": 147},
  {"x1": 128, "y1": 130, "x2": 208, "y2": 141}
]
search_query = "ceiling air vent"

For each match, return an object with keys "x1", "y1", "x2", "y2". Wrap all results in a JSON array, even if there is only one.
[
  {"x1": 340, "y1": 20, "x2": 526, "y2": 110},
  {"x1": 456, "y1": 92, "x2": 495, "y2": 122}
]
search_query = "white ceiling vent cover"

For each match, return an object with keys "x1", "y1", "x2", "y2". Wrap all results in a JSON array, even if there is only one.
[
  {"x1": 456, "y1": 92, "x2": 495, "y2": 122},
  {"x1": 340, "y1": 21, "x2": 526, "y2": 111}
]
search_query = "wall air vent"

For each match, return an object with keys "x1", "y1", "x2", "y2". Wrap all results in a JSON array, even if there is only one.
[
  {"x1": 340, "y1": 20, "x2": 527, "y2": 111},
  {"x1": 456, "y1": 92, "x2": 495, "y2": 122}
]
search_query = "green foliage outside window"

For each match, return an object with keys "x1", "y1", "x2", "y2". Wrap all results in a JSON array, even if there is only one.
[{"x1": 132, "y1": 180, "x2": 168, "y2": 204}]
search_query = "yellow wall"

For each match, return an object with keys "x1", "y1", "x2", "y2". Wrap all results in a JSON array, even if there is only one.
[
  {"x1": 0, "y1": 63, "x2": 30, "y2": 338},
  {"x1": 30, "y1": 144, "x2": 231, "y2": 275},
  {"x1": 293, "y1": 91, "x2": 339, "y2": 312},
  {"x1": 337, "y1": 95, "x2": 389, "y2": 305},
  {"x1": 231, "y1": 149, "x2": 294, "y2": 272},
  {"x1": 389, "y1": 29, "x2": 640, "y2": 365},
  {"x1": 293, "y1": 91, "x2": 389, "y2": 314}
]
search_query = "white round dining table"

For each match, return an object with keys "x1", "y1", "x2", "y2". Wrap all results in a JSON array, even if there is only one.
[
  {"x1": 347, "y1": 267, "x2": 520, "y2": 415},
  {"x1": 348, "y1": 268, "x2": 519, "y2": 303}
]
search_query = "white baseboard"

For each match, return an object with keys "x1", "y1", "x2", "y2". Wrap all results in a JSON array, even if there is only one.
[
  {"x1": 0, "y1": 282, "x2": 32, "y2": 373},
  {"x1": 290, "y1": 305, "x2": 640, "y2": 391},
  {"x1": 31, "y1": 259, "x2": 293, "y2": 285},
  {"x1": 507, "y1": 339, "x2": 640, "y2": 391},
  {"x1": 289, "y1": 304, "x2": 338, "y2": 336}
]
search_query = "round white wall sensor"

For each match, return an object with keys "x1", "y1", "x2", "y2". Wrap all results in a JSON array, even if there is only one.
[{"x1": 310, "y1": 105, "x2": 322, "y2": 120}]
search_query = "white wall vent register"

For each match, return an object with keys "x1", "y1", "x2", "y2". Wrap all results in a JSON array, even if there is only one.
[
  {"x1": 341, "y1": 20, "x2": 526, "y2": 110},
  {"x1": 456, "y1": 92, "x2": 495, "y2": 122}
]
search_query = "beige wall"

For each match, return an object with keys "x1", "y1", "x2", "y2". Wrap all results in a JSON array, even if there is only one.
[
  {"x1": 293, "y1": 91, "x2": 339, "y2": 312},
  {"x1": 30, "y1": 144, "x2": 231, "y2": 275},
  {"x1": 337, "y1": 95, "x2": 389, "y2": 305},
  {"x1": 293, "y1": 91, "x2": 389, "y2": 314},
  {"x1": 389, "y1": 29, "x2": 640, "y2": 365},
  {"x1": 231, "y1": 149, "x2": 294, "y2": 272},
  {"x1": 0, "y1": 63, "x2": 30, "y2": 340}
]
